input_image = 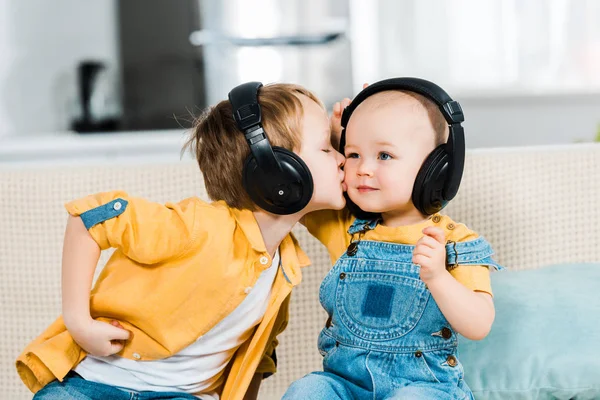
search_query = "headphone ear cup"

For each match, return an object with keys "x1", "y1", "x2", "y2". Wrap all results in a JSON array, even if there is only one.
[
  {"x1": 273, "y1": 147, "x2": 314, "y2": 209},
  {"x1": 242, "y1": 155, "x2": 264, "y2": 204},
  {"x1": 412, "y1": 145, "x2": 450, "y2": 215},
  {"x1": 242, "y1": 147, "x2": 313, "y2": 215}
]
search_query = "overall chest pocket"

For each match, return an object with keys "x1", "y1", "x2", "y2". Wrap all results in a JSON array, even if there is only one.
[{"x1": 335, "y1": 270, "x2": 429, "y2": 341}]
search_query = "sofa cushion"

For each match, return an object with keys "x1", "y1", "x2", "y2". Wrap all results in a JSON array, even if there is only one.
[{"x1": 460, "y1": 263, "x2": 600, "y2": 399}]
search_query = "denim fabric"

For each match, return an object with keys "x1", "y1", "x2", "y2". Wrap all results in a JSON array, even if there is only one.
[
  {"x1": 79, "y1": 198, "x2": 128, "y2": 229},
  {"x1": 285, "y1": 218, "x2": 503, "y2": 400},
  {"x1": 33, "y1": 371, "x2": 199, "y2": 400}
]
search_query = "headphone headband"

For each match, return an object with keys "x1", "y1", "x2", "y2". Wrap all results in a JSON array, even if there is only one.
[
  {"x1": 227, "y1": 81, "x2": 314, "y2": 215},
  {"x1": 341, "y1": 77, "x2": 464, "y2": 128},
  {"x1": 229, "y1": 82, "x2": 282, "y2": 175},
  {"x1": 229, "y1": 81, "x2": 263, "y2": 131}
]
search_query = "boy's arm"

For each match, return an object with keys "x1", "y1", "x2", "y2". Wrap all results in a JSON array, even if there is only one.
[
  {"x1": 330, "y1": 85, "x2": 366, "y2": 150},
  {"x1": 65, "y1": 191, "x2": 199, "y2": 264},
  {"x1": 62, "y1": 216, "x2": 130, "y2": 356},
  {"x1": 243, "y1": 373, "x2": 263, "y2": 400},
  {"x1": 329, "y1": 99, "x2": 349, "y2": 151},
  {"x1": 301, "y1": 209, "x2": 351, "y2": 264},
  {"x1": 252, "y1": 296, "x2": 290, "y2": 389},
  {"x1": 61, "y1": 216, "x2": 99, "y2": 328}
]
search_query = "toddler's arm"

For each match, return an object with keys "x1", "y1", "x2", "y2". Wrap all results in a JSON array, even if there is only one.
[
  {"x1": 414, "y1": 226, "x2": 494, "y2": 340},
  {"x1": 425, "y1": 271, "x2": 494, "y2": 341}
]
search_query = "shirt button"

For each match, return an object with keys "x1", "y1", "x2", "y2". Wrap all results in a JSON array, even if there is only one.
[
  {"x1": 132, "y1": 353, "x2": 141, "y2": 360},
  {"x1": 447, "y1": 355, "x2": 458, "y2": 367},
  {"x1": 113, "y1": 201, "x2": 122, "y2": 211},
  {"x1": 432, "y1": 215, "x2": 441, "y2": 223},
  {"x1": 447, "y1": 223, "x2": 455, "y2": 230},
  {"x1": 244, "y1": 286, "x2": 252, "y2": 294},
  {"x1": 259, "y1": 256, "x2": 269, "y2": 265}
]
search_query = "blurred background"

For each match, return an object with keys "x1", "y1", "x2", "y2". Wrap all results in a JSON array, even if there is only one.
[{"x1": 0, "y1": 0, "x2": 599, "y2": 166}]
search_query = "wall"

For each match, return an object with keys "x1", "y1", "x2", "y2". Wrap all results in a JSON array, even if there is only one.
[
  {"x1": 460, "y1": 93, "x2": 600, "y2": 147},
  {"x1": 0, "y1": 0, "x2": 119, "y2": 137},
  {"x1": 347, "y1": 0, "x2": 600, "y2": 147},
  {"x1": 118, "y1": 0, "x2": 204, "y2": 131},
  {"x1": 1, "y1": 1, "x2": 598, "y2": 148}
]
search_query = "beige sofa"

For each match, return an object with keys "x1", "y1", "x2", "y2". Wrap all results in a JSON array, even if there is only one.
[{"x1": 1, "y1": 143, "x2": 599, "y2": 399}]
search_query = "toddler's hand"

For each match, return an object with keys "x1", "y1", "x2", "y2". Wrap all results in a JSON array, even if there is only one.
[
  {"x1": 413, "y1": 226, "x2": 447, "y2": 283},
  {"x1": 67, "y1": 318, "x2": 131, "y2": 357}
]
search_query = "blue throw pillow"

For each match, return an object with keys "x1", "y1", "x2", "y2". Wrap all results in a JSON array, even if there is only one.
[{"x1": 459, "y1": 263, "x2": 600, "y2": 400}]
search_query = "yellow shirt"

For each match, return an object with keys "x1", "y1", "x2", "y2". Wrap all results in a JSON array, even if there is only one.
[
  {"x1": 303, "y1": 209, "x2": 492, "y2": 295},
  {"x1": 16, "y1": 191, "x2": 310, "y2": 399}
]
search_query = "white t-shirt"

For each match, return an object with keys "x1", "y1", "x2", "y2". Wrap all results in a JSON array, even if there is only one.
[{"x1": 75, "y1": 250, "x2": 281, "y2": 399}]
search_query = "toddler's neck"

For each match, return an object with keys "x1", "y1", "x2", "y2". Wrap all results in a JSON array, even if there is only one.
[{"x1": 380, "y1": 208, "x2": 431, "y2": 228}]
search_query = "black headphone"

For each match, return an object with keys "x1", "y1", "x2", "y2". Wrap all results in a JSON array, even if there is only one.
[
  {"x1": 339, "y1": 77, "x2": 465, "y2": 216},
  {"x1": 228, "y1": 82, "x2": 314, "y2": 215}
]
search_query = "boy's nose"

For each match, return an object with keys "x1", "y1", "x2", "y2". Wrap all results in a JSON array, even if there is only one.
[{"x1": 336, "y1": 151, "x2": 345, "y2": 168}]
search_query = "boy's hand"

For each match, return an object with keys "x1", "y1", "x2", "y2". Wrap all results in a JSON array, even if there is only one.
[
  {"x1": 67, "y1": 318, "x2": 131, "y2": 357},
  {"x1": 413, "y1": 226, "x2": 448, "y2": 283}
]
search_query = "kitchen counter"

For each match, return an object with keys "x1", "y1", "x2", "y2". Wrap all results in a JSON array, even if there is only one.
[{"x1": 0, "y1": 130, "x2": 193, "y2": 167}]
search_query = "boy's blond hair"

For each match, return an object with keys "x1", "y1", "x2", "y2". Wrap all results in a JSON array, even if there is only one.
[{"x1": 184, "y1": 83, "x2": 322, "y2": 210}]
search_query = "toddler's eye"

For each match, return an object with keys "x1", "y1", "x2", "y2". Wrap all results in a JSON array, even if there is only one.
[
  {"x1": 322, "y1": 149, "x2": 331, "y2": 153},
  {"x1": 346, "y1": 153, "x2": 359, "y2": 159},
  {"x1": 379, "y1": 152, "x2": 392, "y2": 161}
]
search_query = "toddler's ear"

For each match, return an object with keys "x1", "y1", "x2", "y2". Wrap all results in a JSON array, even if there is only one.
[{"x1": 363, "y1": 82, "x2": 369, "y2": 89}]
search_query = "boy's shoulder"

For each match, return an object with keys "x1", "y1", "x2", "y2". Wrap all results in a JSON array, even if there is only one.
[
  {"x1": 67, "y1": 191, "x2": 239, "y2": 234},
  {"x1": 177, "y1": 197, "x2": 242, "y2": 233},
  {"x1": 180, "y1": 197, "x2": 233, "y2": 218}
]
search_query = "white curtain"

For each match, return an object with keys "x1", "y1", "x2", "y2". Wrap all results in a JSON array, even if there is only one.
[{"x1": 350, "y1": 0, "x2": 600, "y2": 94}]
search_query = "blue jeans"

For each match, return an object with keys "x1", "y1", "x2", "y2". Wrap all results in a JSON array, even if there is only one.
[
  {"x1": 284, "y1": 370, "x2": 474, "y2": 400},
  {"x1": 284, "y1": 334, "x2": 475, "y2": 400},
  {"x1": 33, "y1": 371, "x2": 199, "y2": 400}
]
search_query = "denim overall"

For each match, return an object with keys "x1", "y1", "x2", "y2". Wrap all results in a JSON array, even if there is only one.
[{"x1": 284, "y1": 218, "x2": 503, "y2": 400}]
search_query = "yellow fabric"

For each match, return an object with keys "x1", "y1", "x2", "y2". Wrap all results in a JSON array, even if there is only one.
[
  {"x1": 15, "y1": 191, "x2": 310, "y2": 400},
  {"x1": 303, "y1": 209, "x2": 492, "y2": 295}
]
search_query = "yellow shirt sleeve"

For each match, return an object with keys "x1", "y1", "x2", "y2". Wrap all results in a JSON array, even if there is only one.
[
  {"x1": 65, "y1": 191, "x2": 199, "y2": 264},
  {"x1": 449, "y1": 265, "x2": 493, "y2": 296},
  {"x1": 443, "y1": 218, "x2": 493, "y2": 296}
]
